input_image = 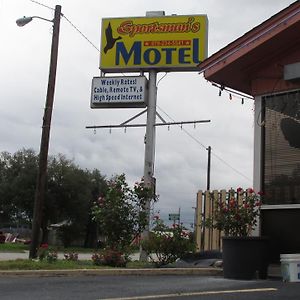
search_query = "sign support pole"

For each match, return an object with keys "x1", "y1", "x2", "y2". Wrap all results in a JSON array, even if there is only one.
[{"x1": 140, "y1": 70, "x2": 157, "y2": 261}]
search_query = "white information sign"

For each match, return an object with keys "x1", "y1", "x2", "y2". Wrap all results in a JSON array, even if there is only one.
[{"x1": 91, "y1": 76, "x2": 148, "y2": 108}]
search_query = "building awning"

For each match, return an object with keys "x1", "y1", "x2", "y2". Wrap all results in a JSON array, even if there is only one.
[{"x1": 199, "y1": 1, "x2": 300, "y2": 96}]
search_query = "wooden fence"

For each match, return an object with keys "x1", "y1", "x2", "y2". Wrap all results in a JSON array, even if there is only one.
[{"x1": 194, "y1": 189, "x2": 249, "y2": 252}]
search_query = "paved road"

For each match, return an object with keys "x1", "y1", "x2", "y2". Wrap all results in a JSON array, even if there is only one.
[{"x1": 0, "y1": 274, "x2": 298, "y2": 300}]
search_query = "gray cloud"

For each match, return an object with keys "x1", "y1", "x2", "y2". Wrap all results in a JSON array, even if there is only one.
[{"x1": 1, "y1": 0, "x2": 295, "y2": 226}]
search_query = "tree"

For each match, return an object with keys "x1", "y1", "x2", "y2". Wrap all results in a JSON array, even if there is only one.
[
  {"x1": 0, "y1": 149, "x2": 38, "y2": 227},
  {"x1": 84, "y1": 169, "x2": 107, "y2": 248},
  {"x1": 0, "y1": 149, "x2": 107, "y2": 247},
  {"x1": 45, "y1": 154, "x2": 106, "y2": 247}
]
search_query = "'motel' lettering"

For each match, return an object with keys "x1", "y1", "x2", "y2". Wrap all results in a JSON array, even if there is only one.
[{"x1": 115, "y1": 39, "x2": 200, "y2": 66}]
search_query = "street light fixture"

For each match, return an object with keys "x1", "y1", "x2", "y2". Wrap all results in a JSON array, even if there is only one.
[
  {"x1": 16, "y1": 16, "x2": 53, "y2": 27},
  {"x1": 16, "y1": 5, "x2": 62, "y2": 259}
]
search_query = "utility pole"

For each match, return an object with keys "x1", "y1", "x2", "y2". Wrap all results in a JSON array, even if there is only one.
[
  {"x1": 140, "y1": 70, "x2": 157, "y2": 261},
  {"x1": 29, "y1": 5, "x2": 61, "y2": 259},
  {"x1": 206, "y1": 146, "x2": 211, "y2": 191}
]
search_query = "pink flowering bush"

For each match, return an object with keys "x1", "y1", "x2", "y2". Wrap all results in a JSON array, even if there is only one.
[
  {"x1": 92, "y1": 174, "x2": 157, "y2": 264},
  {"x1": 142, "y1": 217, "x2": 194, "y2": 267},
  {"x1": 64, "y1": 252, "x2": 78, "y2": 261},
  {"x1": 46, "y1": 251, "x2": 58, "y2": 263},
  {"x1": 91, "y1": 249, "x2": 126, "y2": 267},
  {"x1": 204, "y1": 188, "x2": 262, "y2": 237},
  {"x1": 37, "y1": 243, "x2": 49, "y2": 261},
  {"x1": 37, "y1": 243, "x2": 58, "y2": 262}
]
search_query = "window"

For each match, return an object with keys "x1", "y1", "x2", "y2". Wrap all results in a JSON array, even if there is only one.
[{"x1": 262, "y1": 91, "x2": 300, "y2": 205}]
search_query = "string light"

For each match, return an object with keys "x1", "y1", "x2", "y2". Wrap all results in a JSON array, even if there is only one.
[{"x1": 212, "y1": 83, "x2": 253, "y2": 104}]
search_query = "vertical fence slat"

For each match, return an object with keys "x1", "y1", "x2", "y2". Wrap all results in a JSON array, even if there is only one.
[
  {"x1": 237, "y1": 188, "x2": 244, "y2": 205},
  {"x1": 195, "y1": 190, "x2": 202, "y2": 252},
  {"x1": 211, "y1": 190, "x2": 220, "y2": 250},
  {"x1": 204, "y1": 191, "x2": 212, "y2": 251},
  {"x1": 219, "y1": 189, "x2": 227, "y2": 250}
]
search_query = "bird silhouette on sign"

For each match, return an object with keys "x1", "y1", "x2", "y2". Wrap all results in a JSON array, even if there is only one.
[{"x1": 103, "y1": 22, "x2": 122, "y2": 54}]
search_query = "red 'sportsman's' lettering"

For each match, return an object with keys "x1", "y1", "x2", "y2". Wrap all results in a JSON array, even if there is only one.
[{"x1": 117, "y1": 17, "x2": 200, "y2": 37}]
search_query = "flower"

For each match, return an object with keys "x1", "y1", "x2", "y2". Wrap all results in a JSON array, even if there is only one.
[
  {"x1": 46, "y1": 251, "x2": 58, "y2": 263},
  {"x1": 64, "y1": 252, "x2": 78, "y2": 261},
  {"x1": 204, "y1": 189, "x2": 261, "y2": 237}
]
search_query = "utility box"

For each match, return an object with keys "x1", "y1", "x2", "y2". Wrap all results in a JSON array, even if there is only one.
[{"x1": 284, "y1": 62, "x2": 300, "y2": 81}]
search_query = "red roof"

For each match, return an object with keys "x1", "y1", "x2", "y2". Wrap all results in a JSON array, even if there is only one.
[{"x1": 199, "y1": 1, "x2": 300, "y2": 96}]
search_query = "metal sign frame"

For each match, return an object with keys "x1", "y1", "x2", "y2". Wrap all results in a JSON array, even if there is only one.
[{"x1": 91, "y1": 75, "x2": 148, "y2": 108}]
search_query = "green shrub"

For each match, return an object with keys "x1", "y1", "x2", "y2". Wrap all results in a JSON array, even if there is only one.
[
  {"x1": 92, "y1": 174, "x2": 157, "y2": 257},
  {"x1": 37, "y1": 243, "x2": 49, "y2": 261},
  {"x1": 142, "y1": 217, "x2": 194, "y2": 267},
  {"x1": 91, "y1": 249, "x2": 126, "y2": 267},
  {"x1": 46, "y1": 251, "x2": 58, "y2": 263},
  {"x1": 64, "y1": 252, "x2": 78, "y2": 261}
]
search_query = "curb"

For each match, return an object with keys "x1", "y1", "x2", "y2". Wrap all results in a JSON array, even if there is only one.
[{"x1": 0, "y1": 267, "x2": 223, "y2": 277}]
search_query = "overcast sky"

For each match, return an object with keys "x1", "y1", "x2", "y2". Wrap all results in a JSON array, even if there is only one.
[{"x1": 0, "y1": 0, "x2": 296, "y2": 227}]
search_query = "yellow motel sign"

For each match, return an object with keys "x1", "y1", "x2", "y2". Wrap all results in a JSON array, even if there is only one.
[{"x1": 100, "y1": 15, "x2": 208, "y2": 72}]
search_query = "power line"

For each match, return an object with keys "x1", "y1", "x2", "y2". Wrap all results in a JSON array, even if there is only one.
[
  {"x1": 156, "y1": 106, "x2": 252, "y2": 183},
  {"x1": 62, "y1": 15, "x2": 100, "y2": 53},
  {"x1": 28, "y1": 0, "x2": 100, "y2": 53},
  {"x1": 157, "y1": 105, "x2": 207, "y2": 149},
  {"x1": 29, "y1": 0, "x2": 54, "y2": 11}
]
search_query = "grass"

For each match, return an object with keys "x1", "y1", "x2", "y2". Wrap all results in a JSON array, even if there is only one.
[
  {"x1": 0, "y1": 243, "x2": 154, "y2": 270},
  {"x1": 0, "y1": 259, "x2": 154, "y2": 270},
  {"x1": 52, "y1": 246, "x2": 96, "y2": 253},
  {"x1": 0, "y1": 243, "x2": 29, "y2": 253},
  {"x1": 0, "y1": 243, "x2": 96, "y2": 254},
  {"x1": 0, "y1": 259, "x2": 100, "y2": 270}
]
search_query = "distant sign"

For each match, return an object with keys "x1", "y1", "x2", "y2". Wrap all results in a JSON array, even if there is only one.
[
  {"x1": 100, "y1": 15, "x2": 208, "y2": 72},
  {"x1": 91, "y1": 76, "x2": 148, "y2": 108},
  {"x1": 168, "y1": 213, "x2": 180, "y2": 221}
]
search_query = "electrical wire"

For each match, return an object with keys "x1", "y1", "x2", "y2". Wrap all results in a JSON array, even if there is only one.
[
  {"x1": 157, "y1": 72, "x2": 168, "y2": 86},
  {"x1": 62, "y1": 15, "x2": 100, "y2": 53},
  {"x1": 29, "y1": 0, "x2": 100, "y2": 53},
  {"x1": 29, "y1": 0, "x2": 54, "y2": 11},
  {"x1": 157, "y1": 105, "x2": 252, "y2": 183}
]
